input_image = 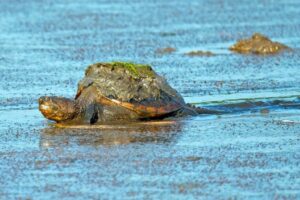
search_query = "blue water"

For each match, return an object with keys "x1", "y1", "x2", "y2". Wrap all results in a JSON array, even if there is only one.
[{"x1": 0, "y1": 0, "x2": 300, "y2": 199}]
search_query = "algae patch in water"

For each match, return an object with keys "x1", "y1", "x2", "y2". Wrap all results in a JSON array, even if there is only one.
[
  {"x1": 156, "y1": 47, "x2": 176, "y2": 54},
  {"x1": 185, "y1": 50, "x2": 215, "y2": 57}
]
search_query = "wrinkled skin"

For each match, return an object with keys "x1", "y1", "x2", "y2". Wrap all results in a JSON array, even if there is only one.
[
  {"x1": 229, "y1": 33, "x2": 290, "y2": 54},
  {"x1": 39, "y1": 62, "x2": 217, "y2": 125}
]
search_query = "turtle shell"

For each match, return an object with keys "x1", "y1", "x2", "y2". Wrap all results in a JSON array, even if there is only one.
[{"x1": 75, "y1": 62, "x2": 186, "y2": 118}]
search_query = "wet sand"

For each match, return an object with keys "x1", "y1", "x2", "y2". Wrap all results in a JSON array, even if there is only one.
[{"x1": 0, "y1": 0, "x2": 300, "y2": 199}]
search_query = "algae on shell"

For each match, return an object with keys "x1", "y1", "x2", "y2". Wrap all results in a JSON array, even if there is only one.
[{"x1": 79, "y1": 62, "x2": 185, "y2": 103}]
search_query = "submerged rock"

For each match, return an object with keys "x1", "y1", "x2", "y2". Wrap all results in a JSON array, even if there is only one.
[
  {"x1": 229, "y1": 33, "x2": 290, "y2": 54},
  {"x1": 185, "y1": 50, "x2": 214, "y2": 57}
]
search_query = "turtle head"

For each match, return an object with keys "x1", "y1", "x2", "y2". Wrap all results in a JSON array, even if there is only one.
[{"x1": 39, "y1": 96, "x2": 76, "y2": 122}]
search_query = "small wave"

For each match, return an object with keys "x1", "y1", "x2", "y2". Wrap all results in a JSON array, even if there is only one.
[{"x1": 197, "y1": 95, "x2": 300, "y2": 113}]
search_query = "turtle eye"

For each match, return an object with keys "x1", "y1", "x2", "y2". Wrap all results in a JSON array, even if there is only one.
[
  {"x1": 38, "y1": 97, "x2": 44, "y2": 104},
  {"x1": 39, "y1": 96, "x2": 49, "y2": 104}
]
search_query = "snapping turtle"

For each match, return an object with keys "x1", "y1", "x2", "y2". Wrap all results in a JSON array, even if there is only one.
[
  {"x1": 229, "y1": 33, "x2": 290, "y2": 54},
  {"x1": 39, "y1": 62, "x2": 215, "y2": 125}
]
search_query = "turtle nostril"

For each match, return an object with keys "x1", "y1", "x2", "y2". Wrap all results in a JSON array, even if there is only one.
[{"x1": 38, "y1": 97, "x2": 44, "y2": 104}]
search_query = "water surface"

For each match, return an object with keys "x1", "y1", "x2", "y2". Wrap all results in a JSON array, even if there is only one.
[{"x1": 0, "y1": 0, "x2": 300, "y2": 199}]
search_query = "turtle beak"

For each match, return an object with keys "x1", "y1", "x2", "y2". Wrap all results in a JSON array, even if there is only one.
[
  {"x1": 38, "y1": 96, "x2": 52, "y2": 114},
  {"x1": 39, "y1": 96, "x2": 51, "y2": 110}
]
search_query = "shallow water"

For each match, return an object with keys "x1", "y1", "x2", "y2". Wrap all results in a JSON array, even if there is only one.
[{"x1": 0, "y1": 0, "x2": 300, "y2": 199}]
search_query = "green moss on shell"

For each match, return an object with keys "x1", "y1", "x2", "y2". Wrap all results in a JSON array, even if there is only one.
[{"x1": 108, "y1": 62, "x2": 155, "y2": 78}]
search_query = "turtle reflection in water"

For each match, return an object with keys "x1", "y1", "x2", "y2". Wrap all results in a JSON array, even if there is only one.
[
  {"x1": 40, "y1": 121, "x2": 182, "y2": 147},
  {"x1": 39, "y1": 62, "x2": 217, "y2": 125}
]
